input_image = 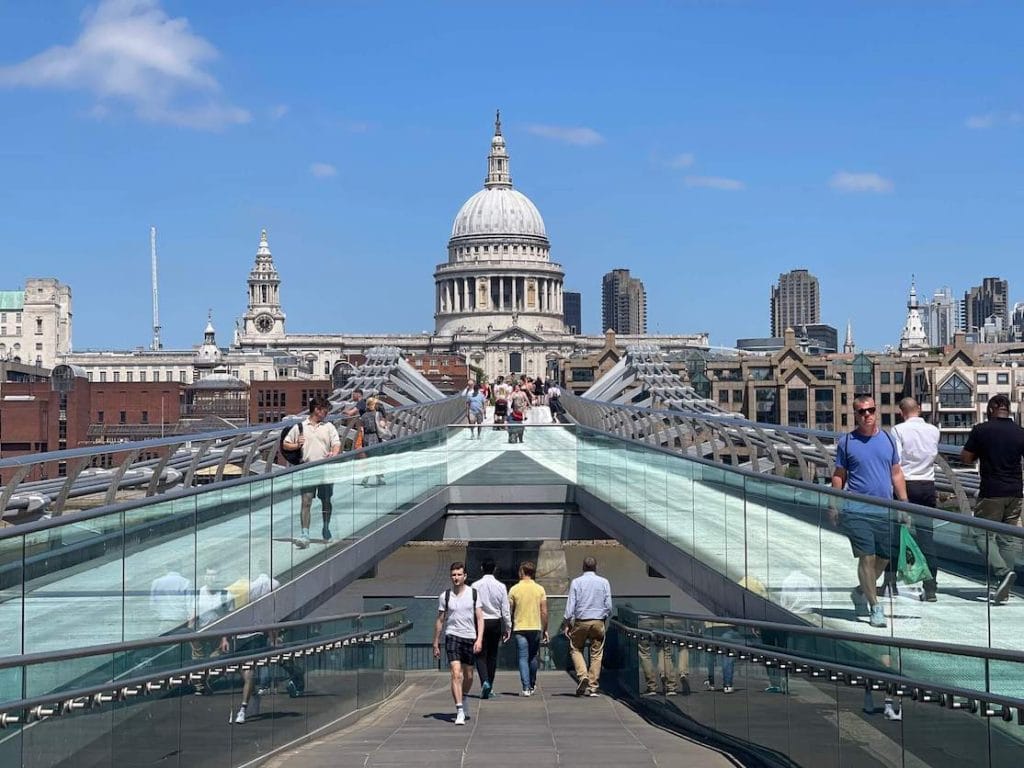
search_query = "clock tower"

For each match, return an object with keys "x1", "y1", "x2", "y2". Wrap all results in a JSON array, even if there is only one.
[{"x1": 241, "y1": 229, "x2": 286, "y2": 341}]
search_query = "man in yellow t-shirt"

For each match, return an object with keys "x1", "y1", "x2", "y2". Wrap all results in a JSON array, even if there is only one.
[{"x1": 508, "y1": 561, "x2": 548, "y2": 696}]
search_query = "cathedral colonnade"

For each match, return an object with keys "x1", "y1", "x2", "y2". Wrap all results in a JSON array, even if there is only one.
[{"x1": 435, "y1": 275, "x2": 563, "y2": 315}]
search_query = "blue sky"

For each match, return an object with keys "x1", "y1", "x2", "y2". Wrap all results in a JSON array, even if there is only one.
[{"x1": 1, "y1": 1, "x2": 1021, "y2": 352}]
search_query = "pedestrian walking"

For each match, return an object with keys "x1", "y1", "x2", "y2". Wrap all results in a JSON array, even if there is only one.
[{"x1": 561, "y1": 556, "x2": 612, "y2": 696}]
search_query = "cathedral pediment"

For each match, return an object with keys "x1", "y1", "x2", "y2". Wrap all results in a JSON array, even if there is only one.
[{"x1": 484, "y1": 326, "x2": 547, "y2": 344}]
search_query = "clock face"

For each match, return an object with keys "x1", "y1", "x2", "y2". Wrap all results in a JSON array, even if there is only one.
[{"x1": 255, "y1": 314, "x2": 274, "y2": 334}]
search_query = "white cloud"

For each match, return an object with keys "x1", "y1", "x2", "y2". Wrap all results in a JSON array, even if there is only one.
[
  {"x1": 269, "y1": 104, "x2": 289, "y2": 120},
  {"x1": 666, "y1": 152, "x2": 696, "y2": 169},
  {"x1": 966, "y1": 111, "x2": 1023, "y2": 129},
  {"x1": 966, "y1": 113, "x2": 997, "y2": 130},
  {"x1": 524, "y1": 123, "x2": 605, "y2": 146},
  {"x1": 310, "y1": 162, "x2": 337, "y2": 178},
  {"x1": 829, "y1": 171, "x2": 894, "y2": 194},
  {"x1": 0, "y1": 0, "x2": 249, "y2": 130},
  {"x1": 683, "y1": 175, "x2": 745, "y2": 191}
]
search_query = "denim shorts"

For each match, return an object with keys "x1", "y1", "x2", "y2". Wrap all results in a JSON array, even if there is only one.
[{"x1": 841, "y1": 514, "x2": 893, "y2": 559}]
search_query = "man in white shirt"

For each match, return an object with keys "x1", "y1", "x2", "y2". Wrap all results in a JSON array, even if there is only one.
[
  {"x1": 283, "y1": 396, "x2": 341, "y2": 547},
  {"x1": 892, "y1": 397, "x2": 941, "y2": 601},
  {"x1": 433, "y1": 562, "x2": 484, "y2": 725},
  {"x1": 471, "y1": 558, "x2": 511, "y2": 699}
]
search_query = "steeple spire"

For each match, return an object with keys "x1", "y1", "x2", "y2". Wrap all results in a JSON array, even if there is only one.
[
  {"x1": 485, "y1": 110, "x2": 512, "y2": 189},
  {"x1": 844, "y1": 319, "x2": 855, "y2": 354}
]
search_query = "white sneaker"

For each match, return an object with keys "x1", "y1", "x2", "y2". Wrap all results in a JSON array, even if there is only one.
[
  {"x1": 233, "y1": 707, "x2": 245, "y2": 724},
  {"x1": 454, "y1": 709, "x2": 466, "y2": 725},
  {"x1": 723, "y1": 686, "x2": 735, "y2": 694},
  {"x1": 884, "y1": 703, "x2": 903, "y2": 721},
  {"x1": 521, "y1": 689, "x2": 532, "y2": 696}
]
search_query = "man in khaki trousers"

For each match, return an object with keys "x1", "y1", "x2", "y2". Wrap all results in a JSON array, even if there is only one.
[{"x1": 561, "y1": 557, "x2": 613, "y2": 696}]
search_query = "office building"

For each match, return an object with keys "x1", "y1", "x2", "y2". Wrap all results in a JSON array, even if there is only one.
[
  {"x1": 563, "y1": 291, "x2": 582, "y2": 335},
  {"x1": 963, "y1": 277, "x2": 1009, "y2": 338},
  {"x1": 601, "y1": 269, "x2": 647, "y2": 335},
  {"x1": 770, "y1": 269, "x2": 820, "y2": 337}
]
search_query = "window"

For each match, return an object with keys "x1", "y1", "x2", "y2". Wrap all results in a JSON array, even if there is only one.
[
  {"x1": 882, "y1": 413, "x2": 891, "y2": 426},
  {"x1": 733, "y1": 389, "x2": 743, "y2": 403},
  {"x1": 938, "y1": 373, "x2": 972, "y2": 407},
  {"x1": 881, "y1": 372, "x2": 890, "y2": 385},
  {"x1": 35, "y1": 318, "x2": 43, "y2": 335},
  {"x1": 35, "y1": 342, "x2": 42, "y2": 351},
  {"x1": 141, "y1": 411, "x2": 149, "y2": 424},
  {"x1": 126, "y1": 371, "x2": 133, "y2": 382},
  {"x1": 881, "y1": 392, "x2": 890, "y2": 405},
  {"x1": 139, "y1": 371, "x2": 146, "y2": 382},
  {"x1": 113, "y1": 372, "x2": 120, "y2": 382},
  {"x1": 719, "y1": 389, "x2": 729, "y2": 403},
  {"x1": 100, "y1": 371, "x2": 107, "y2": 382},
  {"x1": 119, "y1": 411, "x2": 126, "y2": 424},
  {"x1": 977, "y1": 373, "x2": 989, "y2": 384},
  {"x1": 997, "y1": 373, "x2": 1009, "y2": 385},
  {"x1": 894, "y1": 371, "x2": 904, "y2": 385},
  {"x1": 97, "y1": 411, "x2": 104, "y2": 423},
  {"x1": 180, "y1": 370, "x2": 187, "y2": 383},
  {"x1": 0, "y1": 327, "x2": 5, "y2": 336}
]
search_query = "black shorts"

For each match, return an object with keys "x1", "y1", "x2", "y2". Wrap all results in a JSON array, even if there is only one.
[
  {"x1": 445, "y1": 635, "x2": 476, "y2": 665},
  {"x1": 301, "y1": 484, "x2": 333, "y2": 503},
  {"x1": 841, "y1": 514, "x2": 893, "y2": 559}
]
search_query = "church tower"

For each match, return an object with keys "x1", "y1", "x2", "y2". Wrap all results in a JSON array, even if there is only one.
[{"x1": 242, "y1": 229, "x2": 286, "y2": 340}]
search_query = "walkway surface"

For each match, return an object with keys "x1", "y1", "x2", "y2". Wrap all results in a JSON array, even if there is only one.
[{"x1": 262, "y1": 671, "x2": 739, "y2": 768}]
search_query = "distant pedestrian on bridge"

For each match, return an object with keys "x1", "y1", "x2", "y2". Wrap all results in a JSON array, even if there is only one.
[
  {"x1": 960, "y1": 394, "x2": 1024, "y2": 605},
  {"x1": 283, "y1": 395, "x2": 340, "y2": 547},
  {"x1": 464, "y1": 383, "x2": 486, "y2": 439},
  {"x1": 562, "y1": 556, "x2": 612, "y2": 696},
  {"x1": 892, "y1": 397, "x2": 941, "y2": 601},
  {"x1": 433, "y1": 562, "x2": 484, "y2": 725},
  {"x1": 831, "y1": 394, "x2": 909, "y2": 628},
  {"x1": 471, "y1": 558, "x2": 511, "y2": 699}
]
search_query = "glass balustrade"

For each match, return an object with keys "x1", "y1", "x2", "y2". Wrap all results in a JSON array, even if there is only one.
[
  {"x1": 0, "y1": 611, "x2": 409, "y2": 768},
  {"x1": 611, "y1": 612, "x2": 1024, "y2": 768}
]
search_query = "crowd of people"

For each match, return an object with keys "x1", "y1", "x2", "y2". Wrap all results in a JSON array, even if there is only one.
[{"x1": 462, "y1": 375, "x2": 565, "y2": 441}]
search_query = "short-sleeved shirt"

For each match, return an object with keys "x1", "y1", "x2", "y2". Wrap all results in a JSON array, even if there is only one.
[
  {"x1": 438, "y1": 588, "x2": 477, "y2": 640},
  {"x1": 508, "y1": 579, "x2": 547, "y2": 631},
  {"x1": 836, "y1": 430, "x2": 898, "y2": 515},
  {"x1": 467, "y1": 393, "x2": 486, "y2": 414},
  {"x1": 286, "y1": 418, "x2": 340, "y2": 463},
  {"x1": 964, "y1": 418, "x2": 1024, "y2": 498}
]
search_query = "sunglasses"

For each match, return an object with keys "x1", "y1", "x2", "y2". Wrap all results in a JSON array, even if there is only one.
[{"x1": 855, "y1": 407, "x2": 877, "y2": 416}]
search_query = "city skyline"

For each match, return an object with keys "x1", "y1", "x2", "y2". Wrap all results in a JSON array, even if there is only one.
[{"x1": 1, "y1": 1, "x2": 1022, "y2": 351}]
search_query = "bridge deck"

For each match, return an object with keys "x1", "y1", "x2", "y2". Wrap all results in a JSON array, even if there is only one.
[{"x1": 262, "y1": 670, "x2": 736, "y2": 768}]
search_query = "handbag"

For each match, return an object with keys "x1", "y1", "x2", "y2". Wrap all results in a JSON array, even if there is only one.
[
  {"x1": 376, "y1": 412, "x2": 393, "y2": 440},
  {"x1": 897, "y1": 525, "x2": 932, "y2": 584}
]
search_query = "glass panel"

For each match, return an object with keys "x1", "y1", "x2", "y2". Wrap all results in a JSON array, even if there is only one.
[{"x1": 23, "y1": 511, "x2": 126, "y2": 654}]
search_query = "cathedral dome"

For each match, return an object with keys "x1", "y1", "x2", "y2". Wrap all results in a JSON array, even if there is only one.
[{"x1": 451, "y1": 187, "x2": 546, "y2": 239}]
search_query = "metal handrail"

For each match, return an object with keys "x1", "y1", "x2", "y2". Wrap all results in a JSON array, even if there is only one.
[
  {"x1": 0, "y1": 607, "x2": 407, "y2": 671},
  {"x1": 627, "y1": 610, "x2": 1024, "y2": 665},
  {"x1": 0, "y1": 617, "x2": 413, "y2": 722},
  {"x1": 613, "y1": 618, "x2": 1024, "y2": 718}
]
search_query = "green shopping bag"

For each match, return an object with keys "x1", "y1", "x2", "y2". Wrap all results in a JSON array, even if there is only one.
[{"x1": 897, "y1": 525, "x2": 932, "y2": 584}]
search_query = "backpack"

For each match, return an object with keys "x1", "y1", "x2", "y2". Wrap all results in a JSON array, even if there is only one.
[{"x1": 280, "y1": 422, "x2": 303, "y2": 466}]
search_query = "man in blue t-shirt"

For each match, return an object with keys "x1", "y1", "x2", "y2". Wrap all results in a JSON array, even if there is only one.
[
  {"x1": 830, "y1": 394, "x2": 909, "y2": 628},
  {"x1": 464, "y1": 383, "x2": 487, "y2": 439}
]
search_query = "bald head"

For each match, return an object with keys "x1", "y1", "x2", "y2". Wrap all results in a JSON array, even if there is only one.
[{"x1": 898, "y1": 397, "x2": 920, "y2": 417}]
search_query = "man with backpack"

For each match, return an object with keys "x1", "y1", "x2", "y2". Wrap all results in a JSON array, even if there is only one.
[
  {"x1": 282, "y1": 395, "x2": 340, "y2": 548},
  {"x1": 432, "y1": 561, "x2": 484, "y2": 725},
  {"x1": 830, "y1": 394, "x2": 909, "y2": 628}
]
